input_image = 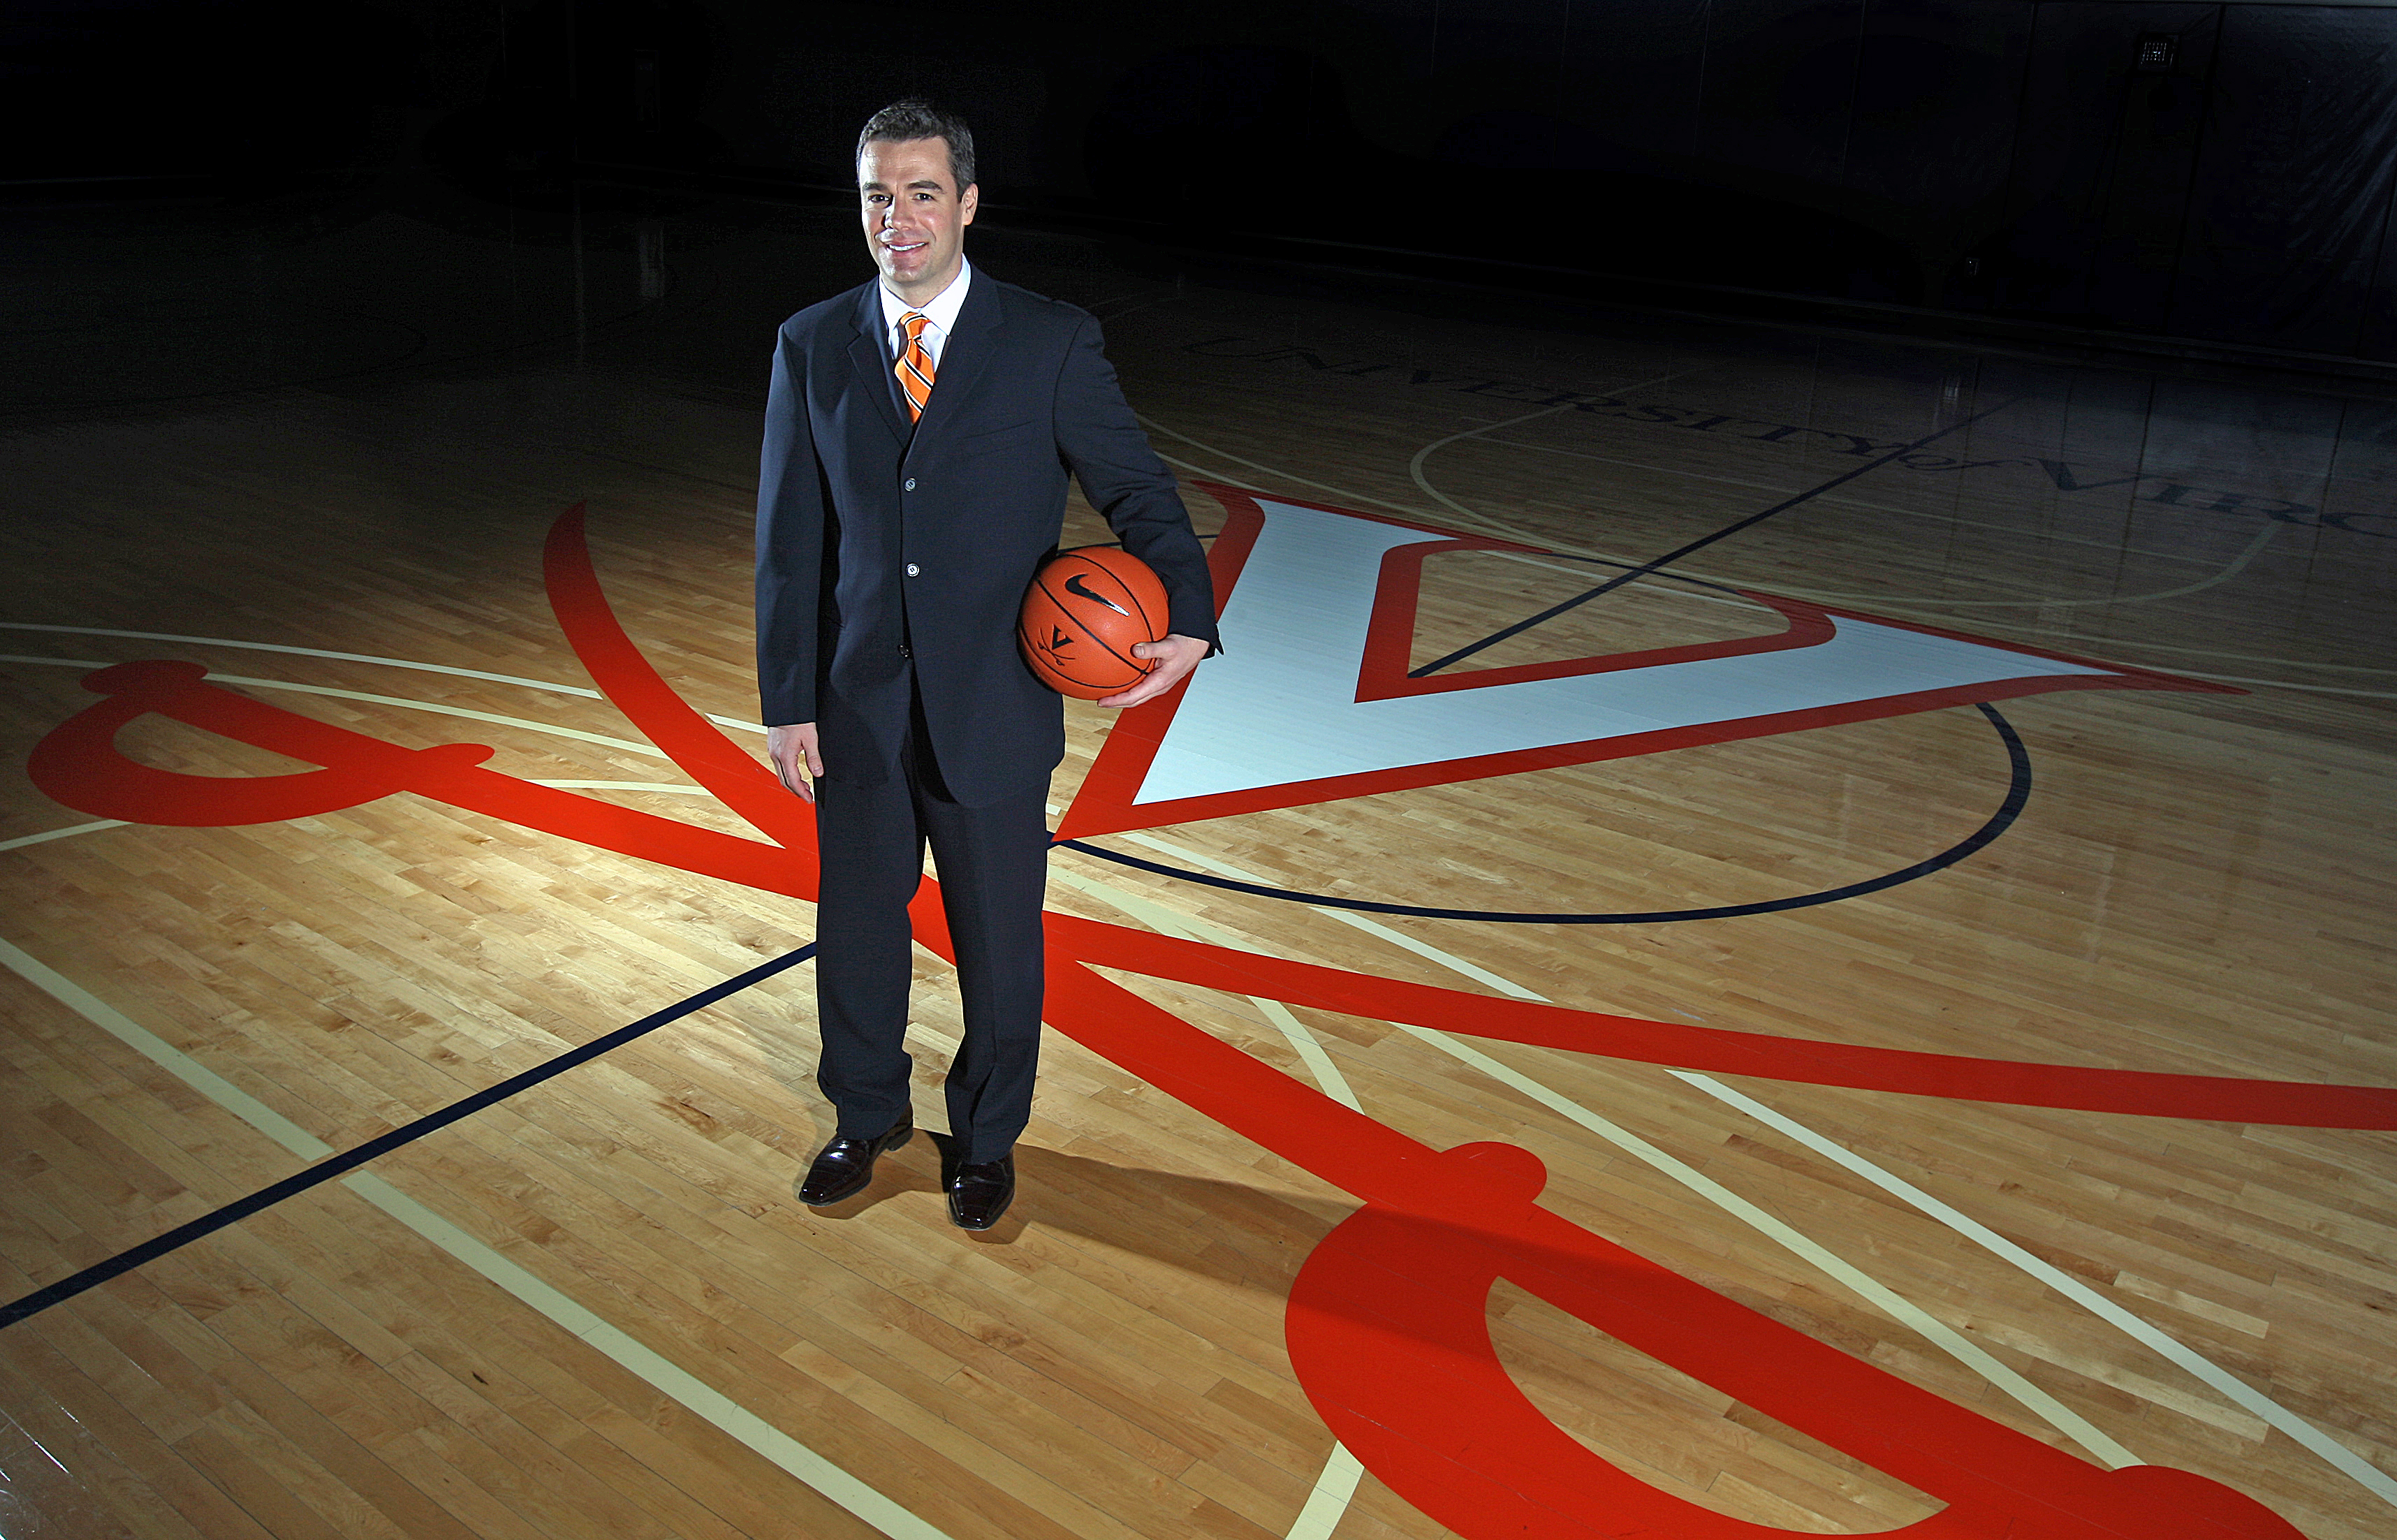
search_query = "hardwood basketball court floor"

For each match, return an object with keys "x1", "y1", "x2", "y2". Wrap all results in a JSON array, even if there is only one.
[{"x1": 2, "y1": 193, "x2": 2392, "y2": 1540}]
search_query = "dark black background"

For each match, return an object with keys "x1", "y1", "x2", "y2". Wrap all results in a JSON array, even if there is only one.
[{"x1": 9, "y1": 0, "x2": 2396, "y2": 366}]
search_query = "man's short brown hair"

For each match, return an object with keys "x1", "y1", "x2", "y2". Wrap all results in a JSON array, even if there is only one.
[{"x1": 856, "y1": 100, "x2": 977, "y2": 193}]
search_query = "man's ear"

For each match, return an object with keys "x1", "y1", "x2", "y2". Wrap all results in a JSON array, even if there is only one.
[{"x1": 961, "y1": 183, "x2": 978, "y2": 226}]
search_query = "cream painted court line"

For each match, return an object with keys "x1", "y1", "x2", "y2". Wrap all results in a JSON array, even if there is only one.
[
  {"x1": 0, "y1": 624, "x2": 774, "y2": 735},
  {"x1": 1669, "y1": 1068, "x2": 2397, "y2": 1506},
  {"x1": 339, "y1": 1173, "x2": 958, "y2": 1540},
  {"x1": 0, "y1": 622, "x2": 610, "y2": 698},
  {"x1": 1282, "y1": 1442, "x2": 1367, "y2": 1540},
  {"x1": 1046, "y1": 867, "x2": 1363, "y2": 1114},
  {"x1": 0, "y1": 931, "x2": 960, "y2": 1540},
  {"x1": 0, "y1": 652, "x2": 772, "y2": 756},
  {"x1": 0, "y1": 819, "x2": 129, "y2": 852},
  {"x1": 1, "y1": 652, "x2": 674, "y2": 757},
  {"x1": 1041, "y1": 867, "x2": 1373, "y2": 1540}
]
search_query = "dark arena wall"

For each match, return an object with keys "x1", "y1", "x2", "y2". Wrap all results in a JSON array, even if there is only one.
[{"x1": 10, "y1": 0, "x2": 2397, "y2": 372}]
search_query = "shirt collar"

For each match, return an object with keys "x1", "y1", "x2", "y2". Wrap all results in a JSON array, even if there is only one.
[{"x1": 880, "y1": 259, "x2": 972, "y2": 339}]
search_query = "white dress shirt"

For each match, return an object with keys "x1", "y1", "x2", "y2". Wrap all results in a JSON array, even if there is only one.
[{"x1": 879, "y1": 260, "x2": 972, "y2": 372}]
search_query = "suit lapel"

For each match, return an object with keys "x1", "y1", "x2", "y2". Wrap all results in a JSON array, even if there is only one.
[
  {"x1": 904, "y1": 277, "x2": 1003, "y2": 457},
  {"x1": 846, "y1": 284, "x2": 909, "y2": 447}
]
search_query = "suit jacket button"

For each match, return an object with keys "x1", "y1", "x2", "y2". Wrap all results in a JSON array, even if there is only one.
[
  {"x1": 903, "y1": 478, "x2": 916, "y2": 491},
  {"x1": 904, "y1": 563, "x2": 921, "y2": 577}
]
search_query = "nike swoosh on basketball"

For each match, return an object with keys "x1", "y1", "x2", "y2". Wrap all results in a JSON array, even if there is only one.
[{"x1": 1064, "y1": 573, "x2": 1131, "y2": 616}]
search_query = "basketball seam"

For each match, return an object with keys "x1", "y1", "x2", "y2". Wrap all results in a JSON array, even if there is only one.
[{"x1": 1096, "y1": 552, "x2": 1163, "y2": 636}]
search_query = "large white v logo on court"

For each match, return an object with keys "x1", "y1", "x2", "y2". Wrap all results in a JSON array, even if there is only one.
[{"x1": 1057, "y1": 487, "x2": 2228, "y2": 839}]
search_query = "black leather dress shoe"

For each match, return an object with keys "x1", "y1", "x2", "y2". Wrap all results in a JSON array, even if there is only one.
[
  {"x1": 945, "y1": 1153, "x2": 1015, "y2": 1231},
  {"x1": 799, "y1": 1115, "x2": 912, "y2": 1207}
]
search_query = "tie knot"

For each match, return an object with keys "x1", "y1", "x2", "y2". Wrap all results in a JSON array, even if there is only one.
[{"x1": 900, "y1": 311, "x2": 931, "y2": 342}]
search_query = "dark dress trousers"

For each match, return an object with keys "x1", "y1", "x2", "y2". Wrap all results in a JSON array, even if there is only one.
[{"x1": 756, "y1": 272, "x2": 1219, "y2": 1163}]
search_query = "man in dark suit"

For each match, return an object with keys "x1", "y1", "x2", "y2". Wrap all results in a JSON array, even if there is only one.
[{"x1": 756, "y1": 101, "x2": 1218, "y2": 1229}]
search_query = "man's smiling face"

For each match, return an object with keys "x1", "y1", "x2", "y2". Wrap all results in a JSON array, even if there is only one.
[{"x1": 858, "y1": 137, "x2": 976, "y2": 305}]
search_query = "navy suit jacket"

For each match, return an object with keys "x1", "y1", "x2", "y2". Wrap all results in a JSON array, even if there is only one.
[{"x1": 755, "y1": 272, "x2": 1219, "y2": 806}]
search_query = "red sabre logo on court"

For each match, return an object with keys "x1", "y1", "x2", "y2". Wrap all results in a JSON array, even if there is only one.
[{"x1": 28, "y1": 503, "x2": 2382, "y2": 1540}]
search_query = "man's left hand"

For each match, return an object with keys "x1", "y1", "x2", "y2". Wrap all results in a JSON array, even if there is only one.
[{"x1": 1098, "y1": 634, "x2": 1209, "y2": 708}]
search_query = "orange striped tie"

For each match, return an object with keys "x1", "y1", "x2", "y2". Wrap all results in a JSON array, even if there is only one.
[{"x1": 895, "y1": 311, "x2": 935, "y2": 421}]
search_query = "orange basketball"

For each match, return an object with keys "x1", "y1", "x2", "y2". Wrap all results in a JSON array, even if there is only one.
[{"x1": 1018, "y1": 546, "x2": 1171, "y2": 701}]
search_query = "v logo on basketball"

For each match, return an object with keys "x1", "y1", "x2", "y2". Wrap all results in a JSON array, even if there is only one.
[{"x1": 1057, "y1": 485, "x2": 2229, "y2": 839}]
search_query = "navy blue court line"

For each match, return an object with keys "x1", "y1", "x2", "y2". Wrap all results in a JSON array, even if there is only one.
[
  {"x1": 1055, "y1": 703, "x2": 2030, "y2": 925},
  {"x1": 1408, "y1": 395, "x2": 2021, "y2": 677},
  {"x1": 0, "y1": 943, "x2": 818, "y2": 1332}
]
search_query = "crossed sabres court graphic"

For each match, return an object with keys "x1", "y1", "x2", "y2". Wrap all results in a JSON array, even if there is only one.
[{"x1": 22, "y1": 487, "x2": 2394, "y2": 1540}]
